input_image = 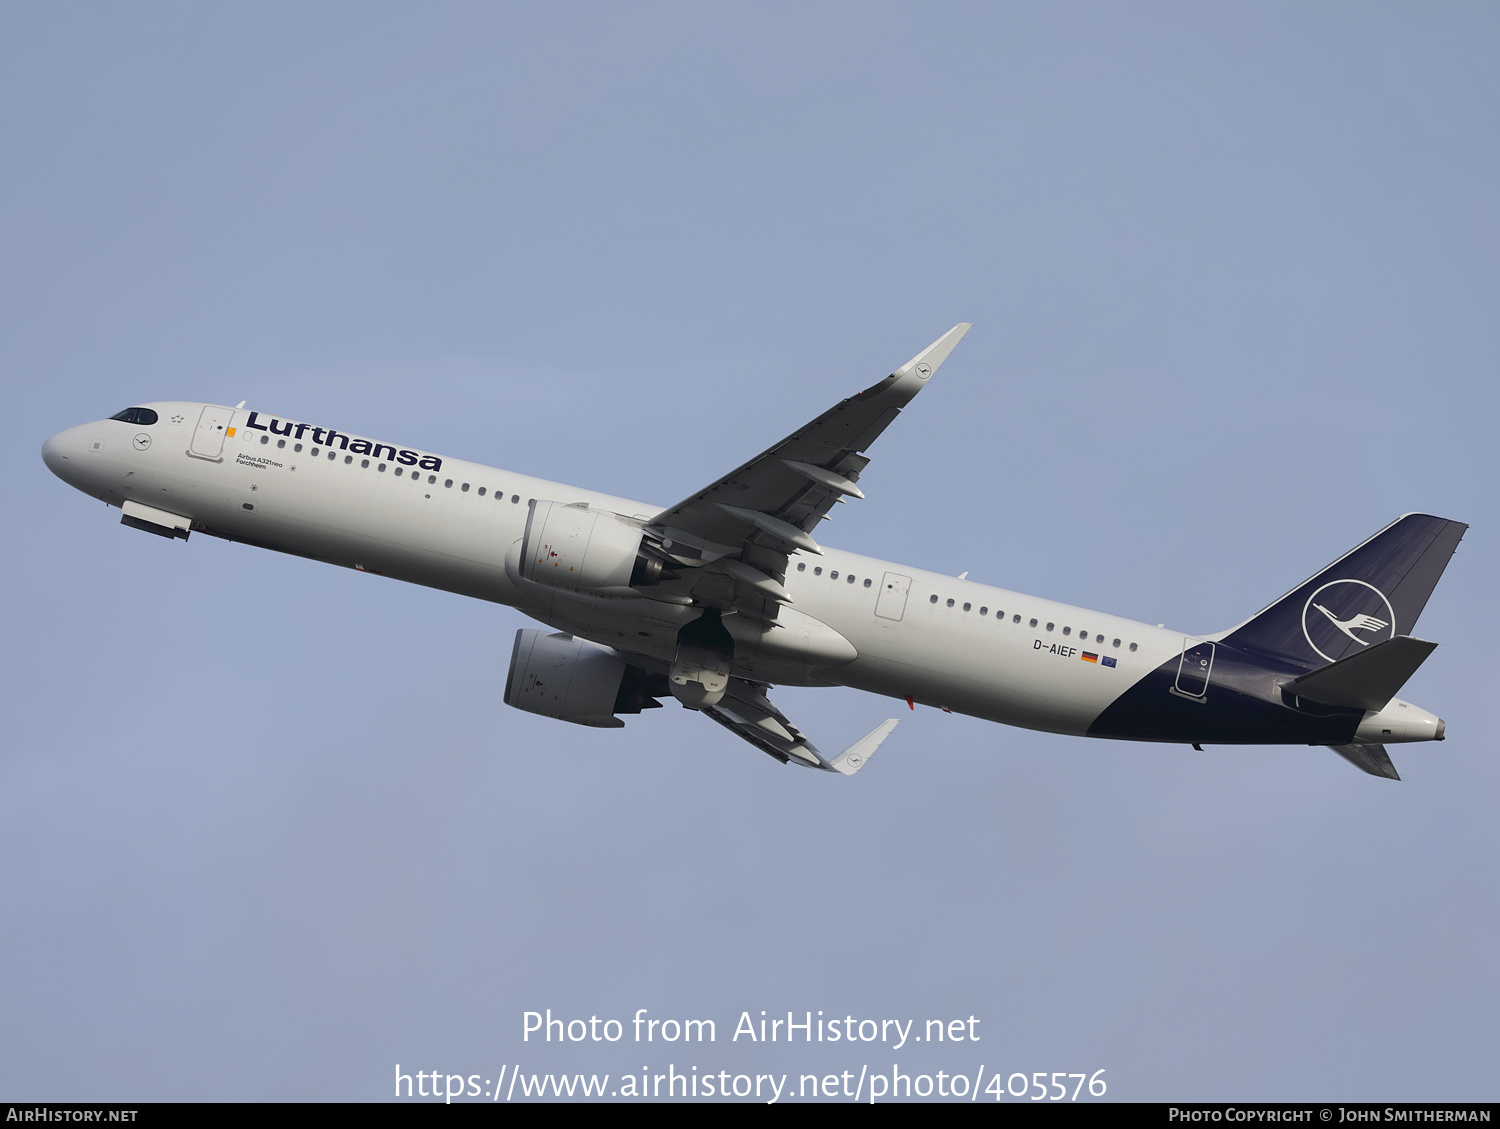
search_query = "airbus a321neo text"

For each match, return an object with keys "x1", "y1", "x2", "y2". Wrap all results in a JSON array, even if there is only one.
[{"x1": 43, "y1": 326, "x2": 1464, "y2": 780}]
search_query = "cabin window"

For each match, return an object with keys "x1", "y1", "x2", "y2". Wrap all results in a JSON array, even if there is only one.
[
  {"x1": 478, "y1": 487, "x2": 486, "y2": 496},
  {"x1": 797, "y1": 563, "x2": 806, "y2": 572},
  {"x1": 1046, "y1": 622, "x2": 1054, "y2": 631},
  {"x1": 946, "y1": 598, "x2": 955, "y2": 608},
  {"x1": 1062, "y1": 626, "x2": 1071, "y2": 636},
  {"x1": 512, "y1": 495, "x2": 520, "y2": 503},
  {"x1": 814, "y1": 567, "x2": 822, "y2": 576},
  {"x1": 1113, "y1": 638, "x2": 1121, "y2": 648},
  {"x1": 1129, "y1": 642, "x2": 1138, "y2": 652},
  {"x1": 361, "y1": 459, "x2": 369, "y2": 468},
  {"x1": 378, "y1": 463, "x2": 387, "y2": 472},
  {"x1": 260, "y1": 435, "x2": 269, "y2": 445},
  {"x1": 294, "y1": 443, "x2": 303, "y2": 453},
  {"x1": 1029, "y1": 618, "x2": 1038, "y2": 628},
  {"x1": 963, "y1": 602, "x2": 971, "y2": 611},
  {"x1": 847, "y1": 574, "x2": 856, "y2": 584},
  {"x1": 344, "y1": 455, "x2": 353, "y2": 464},
  {"x1": 1096, "y1": 634, "x2": 1104, "y2": 644},
  {"x1": 461, "y1": 483, "x2": 470, "y2": 492},
  {"x1": 311, "y1": 447, "x2": 320, "y2": 457},
  {"x1": 429, "y1": 475, "x2": 437, "y2": 484},
  {"x1": 277, "y1": 439, "x2": 286, "y2": 449},
  {"x1": 394, "y1": 467, "x2": 403, "y2": 476},
  {"x1": 979, "y1": 606, "x2": 987, "y2": 615},
  {"x1": 830, "y1": 571, "x2": 839, "y2": 580},
  {"x1": 328, "y1": 451, "x2": 335, "y2": 460},
  {"x1": 863, "y1": 578, "x2": 872, "y2": 587},
  {"x1": 444, "y1": 479, "x2": 453, "y2": 488}
]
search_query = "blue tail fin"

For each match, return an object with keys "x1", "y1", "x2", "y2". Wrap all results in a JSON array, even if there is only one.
[{"x1": 1221, "y1": 513, "x2": 1466, "y2": 671}]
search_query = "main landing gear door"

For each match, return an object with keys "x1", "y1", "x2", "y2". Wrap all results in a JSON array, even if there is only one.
[
  {"x1": 189, "y1": 405, "x2": 234, "y2": 461},
  {"x1": 1173, "y1": 638, "x2": 1215, "y2": 700},
  {"x1": 875, "y1": 572, "x2": 912, "y2": 621}
]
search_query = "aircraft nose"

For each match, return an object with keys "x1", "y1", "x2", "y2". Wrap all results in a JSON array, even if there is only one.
[
  {"x1": 42, "y1": 425, "x2": 86, "y2": 485},
  {"x1": 41, "y1": 429, "x2": 71, "y2": 477}
]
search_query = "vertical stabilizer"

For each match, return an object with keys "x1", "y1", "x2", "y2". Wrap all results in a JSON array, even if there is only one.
[{"x1": 1221, "y1": 514, "x2": 1466, "y2": 671}]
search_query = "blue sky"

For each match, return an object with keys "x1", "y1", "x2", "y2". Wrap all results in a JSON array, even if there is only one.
[{"x1": 3, "y1": 1, "x2": 1497, "y2": 1101}]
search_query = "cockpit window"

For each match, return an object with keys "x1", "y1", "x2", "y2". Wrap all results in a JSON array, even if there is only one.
[{"x1": 109, "y1": 407, "x2": 158, "y2": 425}]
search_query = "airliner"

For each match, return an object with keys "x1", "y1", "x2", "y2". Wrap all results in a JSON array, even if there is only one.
[{"x1": 41, "y1": 325, "x2": 1464, "y2": 780}]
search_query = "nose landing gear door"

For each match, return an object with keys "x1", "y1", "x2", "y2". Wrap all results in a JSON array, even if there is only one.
[{"x1": 189, "y1": 405, "x2": 234, "y2": 461}]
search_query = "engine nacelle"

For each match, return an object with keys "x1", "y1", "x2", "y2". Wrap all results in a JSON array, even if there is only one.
[
  {"x1": 503, "y1": 629, "x2": 663, "y2": 728},
  {"x1": 520, "y1": 500, "x2": 668, "y2": 591}
]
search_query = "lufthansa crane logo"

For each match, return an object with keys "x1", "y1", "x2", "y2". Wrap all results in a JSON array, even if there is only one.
[{"x1": 1300, "y1": 579, "x2": 1397, "y2": 663}]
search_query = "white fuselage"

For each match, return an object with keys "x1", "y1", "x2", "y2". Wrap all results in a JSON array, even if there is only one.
[{"x1": 40, "y1": 402, "x2": 1442, "y2": 747}]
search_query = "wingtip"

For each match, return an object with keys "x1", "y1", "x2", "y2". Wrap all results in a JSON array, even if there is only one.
[
  {"x1": 897, "y1": 324, "x2": 972, "y2": 381},
  {"x1": 827, "y1": 718, "x2": 899, "y2": 776}
]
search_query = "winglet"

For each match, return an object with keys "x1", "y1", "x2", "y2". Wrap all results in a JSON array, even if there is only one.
[
  {"x1": 826, "y1": 718, "x2": 899, "y2": 776},
  {"x1": 897, "y1": 323, "x2": 971, "y2": 381},
  {"x1": 860, "y1": 324, "x2": 973, "y2": 407}
]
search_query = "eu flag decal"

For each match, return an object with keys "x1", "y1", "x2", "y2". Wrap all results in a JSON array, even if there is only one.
[
  {"x1": 1081, "y1": 652, "x2": 1098, "y2": 663},
  {"x1": 1101, "y1": 655, "x2": 1117, "y2": 668}
]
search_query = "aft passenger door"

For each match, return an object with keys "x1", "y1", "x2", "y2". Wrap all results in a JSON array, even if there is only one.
[
  {"x1": 1173, "y1": 638, "x2": 1215, "y2": 700},
  {"x1": 875, "y1": 572, "x2": 912, "y2": 621}
]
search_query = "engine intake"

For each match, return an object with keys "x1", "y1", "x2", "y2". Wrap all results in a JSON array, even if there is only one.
[
  {"x1": 520, "y1": 500, "x2": 673, "y2": 591},
  {"x1": 503, "y1": 630, "x2": 664, "y2": 728}
]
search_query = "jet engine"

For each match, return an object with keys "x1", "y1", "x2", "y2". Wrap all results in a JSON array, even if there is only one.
[
  {"x1": 503, "y1": 629, "x2": 665, "y2": 728},
  {"x1": 520, "y1": 500, "x2": 674, "y2": 591}
]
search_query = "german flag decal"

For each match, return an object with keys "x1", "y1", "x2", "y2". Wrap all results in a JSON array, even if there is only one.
[{"x1": 1081, "y1": 652, "x2": 1098, "y2": 663}]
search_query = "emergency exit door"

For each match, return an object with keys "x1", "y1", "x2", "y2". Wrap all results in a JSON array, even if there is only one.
[{"x1": 875, "y1": 572, "x2": 912, "y2": 621}]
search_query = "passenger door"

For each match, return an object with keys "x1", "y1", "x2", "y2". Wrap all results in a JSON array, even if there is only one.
[
  {"x1": 189, "y1": 405, "x2": 234, "y2": 460},
  {"x1": 1174, "y1": 638, "x2": 1215, "y2": 699}
]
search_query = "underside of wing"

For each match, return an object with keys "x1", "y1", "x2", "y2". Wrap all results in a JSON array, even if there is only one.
[
  {"x1": 507, "y1": 327, "x2": 971, "y2": 773},
  {"x1": 703, "y1": 678, "x2": 897, "y2": 775},
  {"x1": 640, "y1": 323, "x2": 970, "y2": 624}
]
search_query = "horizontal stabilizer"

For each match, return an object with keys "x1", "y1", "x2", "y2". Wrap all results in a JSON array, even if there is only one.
[
  {"x1": 1327, "y1": 742, "x2": 1401, "y2": 781},
  {"x1": 1285, "y1": 635, "x2": 1437, "y2": 712},
  {"x1": 826, "y1": 719, "x2": 898, "y2": 776}
]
